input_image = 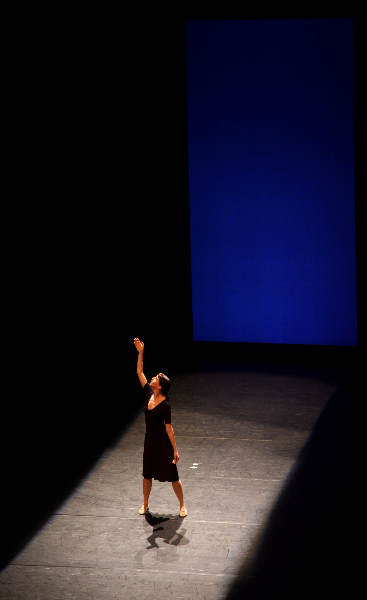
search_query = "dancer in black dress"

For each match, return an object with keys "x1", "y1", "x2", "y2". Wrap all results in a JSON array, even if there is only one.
[{"x1": 134, "y1": 337, "x2": 187, "y2": 517}]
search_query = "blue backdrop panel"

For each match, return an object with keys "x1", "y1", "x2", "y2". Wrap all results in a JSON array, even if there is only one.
[{"x1": 186, "y1": 19, "x2": 357, "y2": 345}]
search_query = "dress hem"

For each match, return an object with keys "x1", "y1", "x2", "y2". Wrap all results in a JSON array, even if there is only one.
[{"x1": 142, "y1": 473, "x2": 179, "y2": 483}]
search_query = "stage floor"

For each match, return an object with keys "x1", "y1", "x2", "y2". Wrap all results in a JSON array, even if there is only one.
[{"x1": 0, "y1": 367, "x2": 339, "y2": 599}]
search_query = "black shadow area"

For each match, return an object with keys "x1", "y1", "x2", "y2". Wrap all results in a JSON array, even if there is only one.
[{"x1": 225, "y1": 375, "x2": 363, "y2": 600}]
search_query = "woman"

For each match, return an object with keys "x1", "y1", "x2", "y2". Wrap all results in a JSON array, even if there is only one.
[{"x1": 134, "y1": 337, "x2": 187, "y2": 517}]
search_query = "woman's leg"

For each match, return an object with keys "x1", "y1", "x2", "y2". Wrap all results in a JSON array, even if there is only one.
[
  {"x1": 139, "y1": 477, "x2": 152, "y2": 513},
  {"x1": 172, "y1": 479, "x2": 187, "y2": 515},
  {"x1": 143, "y1": 477, "x2": 152, "y2": 507}
]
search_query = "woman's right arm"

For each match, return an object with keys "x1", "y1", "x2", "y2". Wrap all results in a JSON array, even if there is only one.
[{"x1": 134, "y1": 337, "x2": 147, "y2": 388}]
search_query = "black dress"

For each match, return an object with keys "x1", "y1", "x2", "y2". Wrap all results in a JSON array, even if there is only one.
[{"x1": 142, "y1": 383, "x2": 179, "y2": 482}]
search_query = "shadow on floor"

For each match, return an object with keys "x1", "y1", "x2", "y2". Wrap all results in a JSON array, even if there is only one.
[{"x1": 144, "y1": 512, "x2": 189, "y2": 549}]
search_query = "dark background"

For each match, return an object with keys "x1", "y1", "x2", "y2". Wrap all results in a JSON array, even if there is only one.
[{"x1": 3, "y1": 13, "x2": 365, "y2": 593}]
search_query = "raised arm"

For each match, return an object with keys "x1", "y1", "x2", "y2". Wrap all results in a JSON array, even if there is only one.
[{"x1": 134, "y1": 337, "x2": 147, "y2": 388}]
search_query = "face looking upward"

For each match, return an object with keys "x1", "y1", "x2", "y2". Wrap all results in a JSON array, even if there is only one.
[{"x1": 150, "y1": 374, "x2": 162, "y2": 391}]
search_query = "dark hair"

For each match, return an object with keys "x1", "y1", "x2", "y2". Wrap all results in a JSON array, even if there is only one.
[{"x1": 158, "y1": 372, "x2": 171, "y2": 398}]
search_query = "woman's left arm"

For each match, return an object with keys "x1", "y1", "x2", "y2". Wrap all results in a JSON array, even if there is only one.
[{"x1": 166, "y1": 424, "x2": 179, "y2": 464}]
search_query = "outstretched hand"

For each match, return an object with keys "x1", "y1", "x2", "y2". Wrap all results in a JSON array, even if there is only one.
[{"x1": 134, "y1": 337, "x2": 144, "y2": 353}]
